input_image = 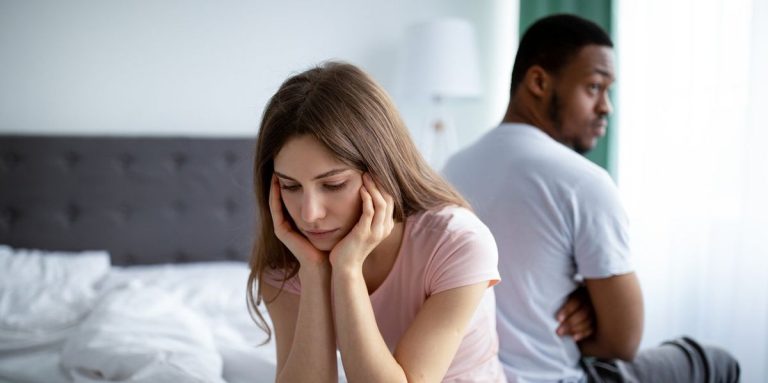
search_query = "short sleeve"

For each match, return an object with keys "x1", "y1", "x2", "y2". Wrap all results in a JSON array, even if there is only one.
[
  {"x1": 425, "y1": 213, "x2": 501, "y2": 296},
  {"x1": 261, "y1": 267, "x2": 302, "y2": 295},
  {"x1": 572, "y1": 172, "x2": 634, "y2": 278}
]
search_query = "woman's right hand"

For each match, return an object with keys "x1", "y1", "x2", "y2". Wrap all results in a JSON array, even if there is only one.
[{"x1": 269, "y1": 174, "x2": 328, "y2": 267}]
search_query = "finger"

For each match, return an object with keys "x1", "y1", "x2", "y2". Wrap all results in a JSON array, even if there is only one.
[
  {"x1": 384, "y1": 191, "x2": 395, "y2": 231},
  {"x1": 372, "y1": 175, "x2": 395, "y2": 228},
  {"x1": 568, "y1": 318, "x2": 594, "y2": 339},
  {"x1": 556, "y1": 296, "x2": 583, "y2": 322},
  {"x1": 573, "y1": 327, "x2": 594, "y2": 342},
  {"x1": 564, "y1": 306, "x2": 591, "y2": 326},
  {"x1": 359, "y1": 184, "x2": 374, "y2": 232},
  {"x1": 558, "y1": 310, "x2": 593, "y2": 336},
  {"x1": 564, "y1": 310, "x2": 592, "y2": 332},
  {"x1": 364, "y1": 174, "x2": 387, "y2": 234},
  {"x1": 268, "y1": 175, "x2": 286, "y2": 228}
]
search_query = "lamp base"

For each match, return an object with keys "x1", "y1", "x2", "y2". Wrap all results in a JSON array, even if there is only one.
[{"x1": 420, "y1": 112, "x2": 458, "y2": 171}]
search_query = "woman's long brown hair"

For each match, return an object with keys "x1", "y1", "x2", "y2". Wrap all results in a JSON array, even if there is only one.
[{"x1": 247, "y1": 62, "x2": 468, "y2": 342}]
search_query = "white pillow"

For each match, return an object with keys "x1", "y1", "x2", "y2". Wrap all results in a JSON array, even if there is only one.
[
  {"x1": 0, "y1": 245, "x2": 110, "y2": 335},
  {"x1": 102, "y1": 262, "x2": 253, "y2": 316}
]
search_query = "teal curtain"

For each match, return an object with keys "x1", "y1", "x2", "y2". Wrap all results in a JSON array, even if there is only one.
[{"x1": 519, "y1": 0, "x2": 617, "y2": 177}]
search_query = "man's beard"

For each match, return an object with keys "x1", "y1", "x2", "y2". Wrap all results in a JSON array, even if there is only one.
[
  {"x1": 546, "y1": 92, "x2": 591, "y2": 155},
  {"x1": 547, "y1": 92, "x2": 563, "y2": 134}
]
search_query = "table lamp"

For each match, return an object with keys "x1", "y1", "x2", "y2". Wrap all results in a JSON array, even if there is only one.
[{"x1": 401, "y1": 18, "x2": 481, "y2": 170}]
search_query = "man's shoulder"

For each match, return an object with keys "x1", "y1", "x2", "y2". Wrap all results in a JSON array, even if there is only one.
[
  {"x1": 447, "y1": 123, "x2": 603, "y2": 172},
  {"x1": 444, "y1": 123, "x2": 618, "y2": 205}
]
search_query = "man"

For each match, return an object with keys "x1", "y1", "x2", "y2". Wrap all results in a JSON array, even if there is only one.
[{"x1": 443, "y1": 14, "x2": 739, "y2": 383}]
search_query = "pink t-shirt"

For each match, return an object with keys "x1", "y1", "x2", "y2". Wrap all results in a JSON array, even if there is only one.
[{"x1": 264, "y1": 206, "x2": 506, "y2": 382}]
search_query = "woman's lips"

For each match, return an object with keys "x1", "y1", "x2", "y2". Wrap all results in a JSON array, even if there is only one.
[{"x1": 303, "y1": 228, "x2": 339, "y2": 239}]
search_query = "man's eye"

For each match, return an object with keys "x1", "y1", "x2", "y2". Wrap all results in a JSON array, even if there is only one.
[
  {"x1": 280, "y1": 184, "x2": 301, "y2": 192},
  {"x1": 589, "y1": 83, "x2": 602, "y2": 92},
  {"x1": 324, "y1": 182, "x2": 347, "y2": 191}
]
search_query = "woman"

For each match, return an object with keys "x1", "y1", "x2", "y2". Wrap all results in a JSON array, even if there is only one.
[{"x1": 247, "y1": 62, "x2": 505, "y2": 382}]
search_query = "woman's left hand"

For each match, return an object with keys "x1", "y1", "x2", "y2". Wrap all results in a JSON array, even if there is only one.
[{"x1": 329, "y1": 173, "x2": 395, "y2": 270}]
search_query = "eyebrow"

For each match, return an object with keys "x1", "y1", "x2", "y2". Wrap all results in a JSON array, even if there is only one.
[
  {"x1": 593, "y1": 68, "x2": 615, "y2": 80},
  {"x1": 274, "y1": 168, "x2": 350, "y2": 182}
]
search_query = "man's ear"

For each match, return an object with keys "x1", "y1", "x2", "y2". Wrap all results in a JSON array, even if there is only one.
[{"x1": 523, "y1": 65, "x2": 552, "y2": 99}]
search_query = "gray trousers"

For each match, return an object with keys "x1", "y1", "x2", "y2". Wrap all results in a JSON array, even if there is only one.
[{"x1": 582, "y1": 337, "x2": 740, "y2": 383}]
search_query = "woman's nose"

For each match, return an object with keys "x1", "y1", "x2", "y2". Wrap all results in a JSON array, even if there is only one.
[{"x1": 300, "y1": 192, "x2": 326, "y2": 223}]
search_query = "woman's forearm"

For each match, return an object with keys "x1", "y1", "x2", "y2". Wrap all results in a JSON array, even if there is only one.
[
  {"x1": 333, "y1": 266, "x2": 407, "y2": 383},
  {"x1": 277, "y1": 264, "x2": 338, "y2": 383}
]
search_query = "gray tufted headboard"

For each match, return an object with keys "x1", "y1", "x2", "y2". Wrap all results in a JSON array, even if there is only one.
[{"x1": 0, "y1": 135, "x2": 256, "y2": 265}]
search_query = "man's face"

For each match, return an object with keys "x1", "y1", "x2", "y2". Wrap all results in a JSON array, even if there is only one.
[{"x1": 547, "y1": 45, "x2": 615, "y2": 154}]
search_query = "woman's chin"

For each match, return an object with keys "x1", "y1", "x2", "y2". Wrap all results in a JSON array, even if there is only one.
[
  {"x1": 307, "y1": 238, "x2": 337, "y2": 252},
  {"x1": 302, "y1": 228, "x2": 346, "y2": 252}
]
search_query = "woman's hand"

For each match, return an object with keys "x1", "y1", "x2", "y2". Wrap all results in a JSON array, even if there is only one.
[
  {"x1": 329, "y1": 173, "x2": 395, "y2": 270},
  {"x1": 269, "y1": 174, "x2": 328, "y2": 267}
]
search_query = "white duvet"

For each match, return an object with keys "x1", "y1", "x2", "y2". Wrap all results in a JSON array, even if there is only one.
[
  {"x1": 60, "y1": 284, "x2": 225, "y2": 383},
  {"x1": 0, "y1": 245, "x2": 110, "y2": 337},
  {"x1": 0, "y1": 246, "x2": 278, "y2": 383}
]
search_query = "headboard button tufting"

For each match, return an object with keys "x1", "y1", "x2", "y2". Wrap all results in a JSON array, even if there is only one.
[
  {"x1": 225, "y1": 247, "x2": 240, "y2": 260},
  {"x1": 172, "y1": 200, "x2": 187, "y2": 215},
  {"x1": 224, "y1": 151, "x2": 239, "y2": 168},
  {"x1": 63, "y1": 151, "x2": 81, "y2": 169},
  {"x1": 171, "y1": 153, "x2": 187, "y2": 171},
  {"x1": 2, "y1": 152, "x2": 22, "y2": 171},
  {"x1": 174, "y1": 251, "x2": 188, "y2": 262},
  {"x1": 65, "y1": 204, "x2": 81, "y2": 224},
  {"x1": 1, "y1": 207, "x2": 20, "y2": 229},
  {"x1": 117, "y1": 153, "x2": 135, "y2": 172}
]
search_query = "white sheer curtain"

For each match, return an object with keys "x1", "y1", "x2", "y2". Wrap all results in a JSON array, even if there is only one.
[{"x1": 616, "y1": 0, "x2": 768, "y2": 381}]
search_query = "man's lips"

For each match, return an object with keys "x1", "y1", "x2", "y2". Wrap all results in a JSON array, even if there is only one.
[
  {"x1": 593, "y1": 121, "x2": 607, "y2": 137},
  {"x1": 594, "y1": 126, "x2": 606, "y2": 137}
]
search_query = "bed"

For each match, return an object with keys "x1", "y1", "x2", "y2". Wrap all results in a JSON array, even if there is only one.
[{"x1": 0, "y1": 135, "x2": 279, "y2": 383}]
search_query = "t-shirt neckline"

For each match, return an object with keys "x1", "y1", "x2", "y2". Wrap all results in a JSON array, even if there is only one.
[{"x1": 368, "y1": 214, "x2": 412, "y2": 300}]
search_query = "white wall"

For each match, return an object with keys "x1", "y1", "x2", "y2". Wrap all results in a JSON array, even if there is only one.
[{"x1": 0, "y1": 0, "x2": 517, "y2": 144}]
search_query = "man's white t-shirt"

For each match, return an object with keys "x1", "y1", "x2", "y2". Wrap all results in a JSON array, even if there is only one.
[{"x1": 443, "y1": 123, "x2": 634, "y2": 383}]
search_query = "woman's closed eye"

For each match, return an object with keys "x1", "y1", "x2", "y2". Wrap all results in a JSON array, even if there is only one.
[
  {"x1": 323, "y1": 181, "x2": 347, "y2": 191},
  {"x1": 279, "y1": 181, "x2": 347, "y2": 192},
  {"x1": 280, "y1": 183, "x2": 301, "y2": 192}
]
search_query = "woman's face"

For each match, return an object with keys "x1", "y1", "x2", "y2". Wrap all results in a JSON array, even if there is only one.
[{"x1": 273, "y1": 135, "x2": 363, "y2": 251}]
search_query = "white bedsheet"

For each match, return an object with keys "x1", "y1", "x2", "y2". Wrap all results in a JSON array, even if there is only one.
[{"x1": 0, "y1": 252, "x2": 278, "y2": 383}]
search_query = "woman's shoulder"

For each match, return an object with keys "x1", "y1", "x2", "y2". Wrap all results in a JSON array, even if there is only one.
[
  {"x1": 408, "y1": 205, "x2": 492, "y2": 240},
  {"x1": 407, "y1": 206, "x2": 500, "y2": 295},
  {"x1": 261, "y1": 266, "x2": 302, "y2": 295}
]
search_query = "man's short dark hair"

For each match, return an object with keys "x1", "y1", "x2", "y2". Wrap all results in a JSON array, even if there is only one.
[{"x1": 510, "y1": 14, "x2": 613, "y2": 94}]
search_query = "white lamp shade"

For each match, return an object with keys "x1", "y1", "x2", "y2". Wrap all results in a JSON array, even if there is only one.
[{"x1": 402, "y1": 18, "x2": 482, "y2": 99}]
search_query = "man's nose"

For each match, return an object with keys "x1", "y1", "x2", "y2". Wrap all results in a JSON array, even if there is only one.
[{"x1": 598, "y1": 91, "x2": 613, "y2": 116}]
